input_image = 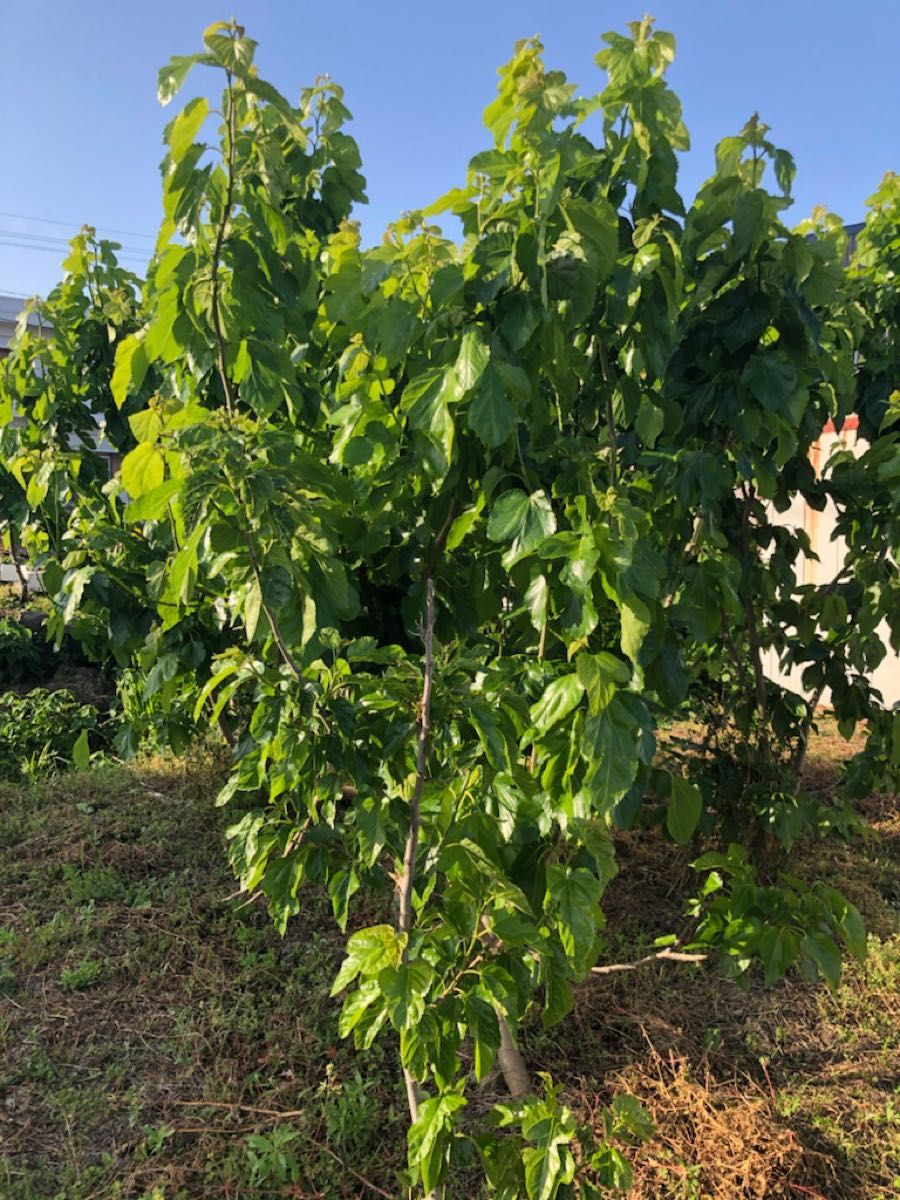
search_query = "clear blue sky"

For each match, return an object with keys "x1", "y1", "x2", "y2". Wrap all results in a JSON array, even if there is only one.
[{"x1": 1, "y1": 0, "x2": 897, "y2": 297}]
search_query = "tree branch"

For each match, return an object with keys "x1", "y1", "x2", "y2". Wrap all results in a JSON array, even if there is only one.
[
  {"x1": 242, "y1": 531, "x2": 303, "y2": 681},
  {"x1": 397, "y1": 578, "x2": 436, "y2": 1138},
  {"x1": 591, "y1": 923, "x2": 707, "y2": 977},
  {"x1": 590, "y1": 945, "x2": 707, "y2": 976},
  {"x1": 598, "y1": 339, "x2": 619, "y2": 487},
  {"x1": 739, "y1": 482, "x2": 768, "y2": 722},
  {"x1": 210, "y1": 69, "x2": 238, "y2": 415}
]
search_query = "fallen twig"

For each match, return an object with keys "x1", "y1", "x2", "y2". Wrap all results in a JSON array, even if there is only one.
[{"x1": 590, "y1": 946, "x2": 707, "y2": 976}]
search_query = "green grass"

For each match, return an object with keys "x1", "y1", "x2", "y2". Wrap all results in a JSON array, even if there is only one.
[{"x1": 0, "y1": 742, "x2": 896, "y2": 1199}]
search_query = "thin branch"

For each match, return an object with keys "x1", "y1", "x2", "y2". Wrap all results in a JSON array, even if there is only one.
[
  {"x1": 242, "y1": 531, "x2": 303, "y2": 681},
  {"x1": 210, "y1": 68, "x2": 238, "y2": 415},
  {"x1": 397, "y1": 577, "x2": 436, "y2": 1129},
  {"x1": 597, "y1": 339, "x2": 618, "y2": 486},
  {"x1": 590, "y1": 945, "x2": 707, "y2": 976},
  {"x1": 739, "y1": 482, "x2": 768, "y2": 722},
  {"x1": 791, "y1": 680, "x2": 826, "y2": 783}
]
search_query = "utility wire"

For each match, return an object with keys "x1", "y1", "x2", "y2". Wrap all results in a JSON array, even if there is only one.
[
  {"x1": 0, "y1": 209, "x2": 155, "y2": 242},
  {"x1": 0, "y1": 234, "x2": 149, "y2": 265}
]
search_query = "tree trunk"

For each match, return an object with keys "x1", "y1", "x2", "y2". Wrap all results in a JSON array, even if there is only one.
[{"x1": 496, "y1": 1013, "x2": 530, "y2": 1098}]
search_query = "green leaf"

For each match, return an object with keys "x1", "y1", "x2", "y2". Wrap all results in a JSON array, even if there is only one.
[
  {"x1": 525, "y1": 574, "x2": 549, "y2": 633},
  {"x1": 575, "y1": 652, "x2": 630, "y2": 714},
  {"x1": 111, "y1": 334, "x2": 148, "y2": 409},
  {"x1": 635, "y1": 398, "x2": 664, "y2": 447},
  {"x1": 470, "y1": 702, "x2": 511, "y2": 770},
  {"x1": 741, "y1": 354, "x2": 798, "y2": 411},
  {"x1": 530, "y1": 674, "x2": 584, "y2": 735},
  {"x1": 121, "y1": 443, "x2": 165, "y2": 498},
  {"x1": 167, "y1": 96, "x2": 209, "y2": 162},
  {"x1": 244, "y1": 577, "x2": 263, "y2": 641},
  {"x1": 338, "y1": 979, "x2": 383, "y2": 1038},
  {"x1": 522, "y1": 1103, "x2": 576, "y2": 1200},
  {"x1": 487, "y1": 490, "x2": 557, "y2": 568},
  {"x1": 157, "y1": 54, "x2": 204, "y2": 106},
  {"x1": 454, "y1": 328, "x2": 490, "y2": 393},
  {"x1": 666, "y1": 776, "x2": 703, "y2": 844},
  {"x1": 469, "y1": 361, "x2": 516, "y2": 447},
  {"x1": 328, "y1": 867, "x2": 360, "y2": 931},
  {"x1": 408, "y1": 1092, "x2": 466, "y2": 1195},
  {"x1": 72, "y1": 729, "x2": 90, "y2": 771},
  {"x1": 583, "y1": 696, "x2": 641, "y2": 813},
  {"x1": 378, "y1": 961, "x2": 431, "y2": 1030},
  {"x1": 331, "y1": 924, "x2": 403, "y2": 995},
  {"x1": 758, "y1": 925, "x2": 799, "y2": 986},
  {"x1": 465, "y1": 996, "x2": 501, "y2": 1080},
  {"x1": 125, "y1": 479, "x2": 181, "y2": 523},
  {"x1": 546, "y1": 864, "x2": 602, "y2": 970}
]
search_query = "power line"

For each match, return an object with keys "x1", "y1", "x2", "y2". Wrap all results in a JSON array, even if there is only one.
[
  {"x1": 0, "y1": 209, "x2": 155, "y2": 243},
  {"x1": 0, "y1": 228, "x2": 149, "y2": 257},
  {"x1": 0, "y1": 237, "x2": 149, "y2": 266}
]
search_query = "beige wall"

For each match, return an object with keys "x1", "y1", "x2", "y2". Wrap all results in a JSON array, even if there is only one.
[{"x1": 763, "y1": 420, "x2": 899, "y2": 706}]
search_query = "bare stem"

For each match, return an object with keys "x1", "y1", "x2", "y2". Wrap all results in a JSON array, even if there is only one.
[
  {"x1": 598, "y1": 339, "x2": 618, "y2": 487},
  {"x1": 397, "y1": 578, "x2": 440, "y2": 1199},
  {"x1": 590, "y1": 945, "x2": 707, "y2": 976},
  {"x1": 739, "y1": 483, "x2": 768, "y2": 723},
  {"x1": 210, "y1": 69, "x2": 238, "y2": 415},
  {"x1": 7, "y1": 529, "x2": 28, "y2": 604},
  {"x1": 242, "y1": 532, "x2": 303, "y2": 681}
]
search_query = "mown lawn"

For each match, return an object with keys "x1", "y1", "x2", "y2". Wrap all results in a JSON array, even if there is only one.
[{"x1": 1, "y1": 738, "x2": 897, "y2": 1199}]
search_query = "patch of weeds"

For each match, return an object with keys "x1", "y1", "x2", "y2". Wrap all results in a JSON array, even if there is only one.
[
  {"x1": 59, "y1": 958, "x2": 104, "y2": 990},
  {"x1": 0, "y1": 961, "x2": 16, "y2": 996},
  {"x1": 319, "y1": 1064, "x2": 380, "y2": 1155},
  {"x1": 61, "y1": 863, "x2": 126, "y2": 904},
  {"x1": 19, "y1": 1043, "x2": 57, "y2": 1084},
  {"x1": 139, "y1": 1122, "x2": 176, "y2": 1156},
  {"x1": 244, "y1": 1124, "x2": 301, "y2": 1190}
]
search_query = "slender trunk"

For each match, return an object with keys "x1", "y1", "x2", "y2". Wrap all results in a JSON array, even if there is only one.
[
  {"x1": 739, "y1": 485, "x2": 768, "y2": 728},
  {"x1": 480, "y1": 918, "x2": 531, "y2": 1098},
  {"x1": 8, "y1": 531, "x2": 28, "y2": 605},
  {"x1": 496, "y1": 1014, "x2": 530, "y2": 1098},
  {"x1": 598, "y1": 340, "x2": 618, "y2": 487},
  {"x1": 396, "y1": 579, "x2": 441, "y2": 1198},
  {"x1": 792, "y1": 682, "x2": 826, "y2": 785}
]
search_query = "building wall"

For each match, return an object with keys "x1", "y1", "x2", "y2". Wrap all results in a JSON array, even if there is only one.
[{"x1": 763, "y1": 417, "x2": 900, "y2": 706}]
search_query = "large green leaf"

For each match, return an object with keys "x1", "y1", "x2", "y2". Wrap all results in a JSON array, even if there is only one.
[
  {"x1": 546, "y1": 864, "x2": 602, "y2": 970},
  {"x1": 469, "y1": 361, "x2": 516, "y2": 447},
  {"x1": 530, "y1": 674, "x2": 584, "y2": 734},
  {"x1": 121, "y1": 443, "x2": 164, "y2": 498},
  {"x1": 487, "y1": 490, "x2": 557, "y2": 568}
]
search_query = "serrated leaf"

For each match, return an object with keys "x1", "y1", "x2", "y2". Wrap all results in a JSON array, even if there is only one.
[
  {"x1": 331, "y1": 924, "x2": 403, "y2": 995},
  {"x1": 111, "y1": 333, "x2": 148, "y2": 409},
  {"x1": 121, "y1": 443, "x2": 164, "y2": 498},
  {"x1": 167, "y1": 96, "x2": 209, "y2": 163},
  {"x1": 487, "y1": 490, "x2": 557, "y2": 568},
  {"x1": 469, "y1": 361, "x2": 516, "y2": 447},
  {"x1": 546, "y1": 864, "x2": 602, "y2": 970},
  {"x1": 454, "y1": 327, "x2": 490, "y2": 392},
  {"x1": 158, "y1": 53, "x2": 203, "y2": 106},
  {"x1": 530, "y1": 674, "x2": 584, "y2": 735}
]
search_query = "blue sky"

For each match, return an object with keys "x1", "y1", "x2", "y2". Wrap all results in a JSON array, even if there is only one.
[{"x1": 1, "y1": 0, "x2": 897, "y2": 297}]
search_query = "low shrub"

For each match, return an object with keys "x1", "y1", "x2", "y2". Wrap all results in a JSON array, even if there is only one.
[
  {"x1": 0, "y1": 617, "x2": 42, "y2": 685},
  {"x1": 0, "y1": 688, "x2": 110, "y2": 781}
]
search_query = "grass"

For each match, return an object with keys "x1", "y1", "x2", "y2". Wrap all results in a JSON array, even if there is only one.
[{"x1": 0, "y1": 735, "x2": 897, "y2": 1198}]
